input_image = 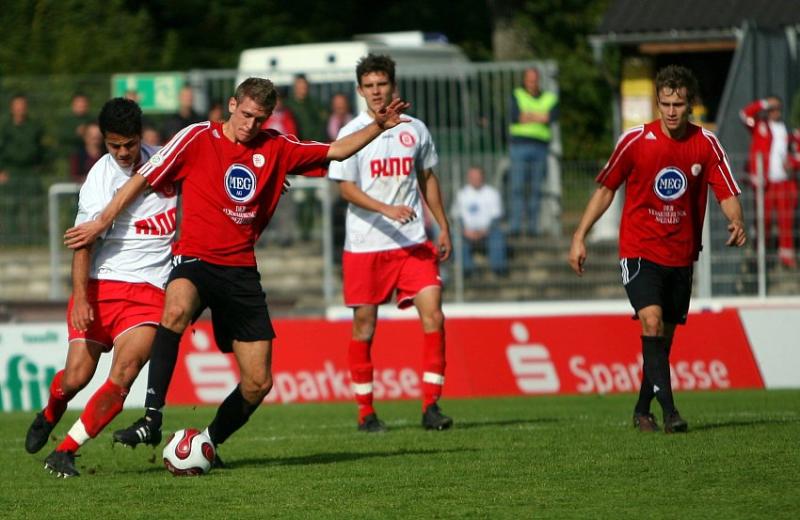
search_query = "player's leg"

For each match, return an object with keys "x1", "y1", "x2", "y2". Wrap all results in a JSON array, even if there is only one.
[
  {"x1": 26, "y1": 339, "x2": 104, "y2": 454},
  {"x1": 114, "y1": 275, "x2": 201, "y2": 447},
  {"x1": 55, "y1": 325, "x2": 156, "y2": 459},
  {"x1": 658, "y1": 266, "x2": 693, "y2": 433},
  {"x1": 204, "y1": 339, "x2": 272, "y2": 454},
  {"x1": 413, "y1": 286, "x2": 452, "y2": 429},
  {"x1": 350, "y1": 304, "x2": 384, "y2": 432}
]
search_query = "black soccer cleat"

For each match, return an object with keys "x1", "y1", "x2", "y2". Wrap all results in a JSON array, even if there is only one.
[
  {"x1": 112, "y1": 416, "x2": 162, "y2": 447},
  {"x1": 44, "y1": 450, "x2": 80, "y2": 478},
  {"x1": 664, "y1": 410, "x2": 688, "y2": 434},
  {"x1": 633, "y1": 412, "x2": 660, "y2": 433},
  {"x1": 357, "y1": 413, "x2": 388, "y2": 433},
  {"x1": 26, "y1": 411, "x2": 56, "y2": 454},
  {"x1": 422, "y1": 403, "x2": 453, "y2": 431},
  {"x1": 212, "y1": 452, "x2": 225, "y2": 469}
]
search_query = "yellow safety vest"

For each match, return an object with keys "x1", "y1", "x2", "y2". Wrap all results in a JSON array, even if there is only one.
[{"x1": 509, "y1": 88, "x2": 558, "y2": 142}]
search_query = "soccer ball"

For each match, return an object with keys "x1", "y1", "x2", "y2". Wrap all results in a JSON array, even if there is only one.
[{"x1": 162, "y1": 428, "x2": 216, "y2": 476}]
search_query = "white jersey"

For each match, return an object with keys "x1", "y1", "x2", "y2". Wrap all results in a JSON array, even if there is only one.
[
  {"x1": 329, "y1": 112, "x2": 438, "y2": 253},
  {"x1": 75, "y1": 143, "x2": 177, "y2": 289},
  {"x1": 452, "y1": 184, "x2": 503, "y2": 232}
]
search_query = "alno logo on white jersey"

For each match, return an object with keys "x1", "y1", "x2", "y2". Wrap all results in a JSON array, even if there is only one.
[
  {"x1": 653, "y1": 167, "x2": 687, "y2": 201},
  {"x1": 224, "y1": 164, "x2": 257, "y2": 203},
  {"x1": 505, "y1": 322, "x2": 560, "y2": 393}
]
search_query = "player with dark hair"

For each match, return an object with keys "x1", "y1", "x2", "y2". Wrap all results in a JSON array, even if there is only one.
[
  {"x1": 329, "y1": 53, "x2": 454, "y2": 433},
  {"x1": 568, "y1": 65, "x2": 746, "y2": 433},
  {"x1": 64, "y1": 77, "x2": 411, "y2": 461},
  {"x1": 25, "y1": 98, "x2": 176, "y2": 477}
]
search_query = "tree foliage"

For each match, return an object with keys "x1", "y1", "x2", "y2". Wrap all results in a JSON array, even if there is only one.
[{"x1": 0, "y1": 0, "x2": 610, "y2": 158}]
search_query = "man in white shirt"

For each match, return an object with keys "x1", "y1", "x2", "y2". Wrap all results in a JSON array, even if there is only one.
[
  {"x1": 25, "y1": 98, "x2": 177, "y2": 477},
  {"x1": 453, "y1": 166, "x2": 508, "y2": 277},
  {"x1": 329, "y1": 54, "x2": 454, "y2": 433}
]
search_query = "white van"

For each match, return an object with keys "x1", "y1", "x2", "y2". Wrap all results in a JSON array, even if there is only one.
[{"x1": 237, "y1": 31, "x2": 469, "y2": 92}]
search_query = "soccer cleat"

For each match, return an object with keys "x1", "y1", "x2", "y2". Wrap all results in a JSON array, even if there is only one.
[
  {"x1": 663, "y1": 410, "x2": 688, "y2": 434},
  {"x1": 633, "y1": 412, "x2": 660, "y2": 432},
  {"x1": 422, "y1": 403, "x2": 453, "y2": 431},
  {"x1": 357, "y1": 413, "x2": 387, "y2": 433},
  {"x1": 25, "y1": 411, "x2": 56, "y2": 454},
  {"x1": 112, "y1": 417, "x2": 162, "y2": 447},
  {"x1": 44, "y1": 450, "x2": 80, "y2": 478},
  {"x1": 212, "y1": 452, "x2": 225, "y2": 469}
]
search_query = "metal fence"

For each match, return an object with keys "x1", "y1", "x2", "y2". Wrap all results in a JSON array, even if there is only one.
[{"x1": 2, "y1": 66, "x2": 799, "y2": 311}]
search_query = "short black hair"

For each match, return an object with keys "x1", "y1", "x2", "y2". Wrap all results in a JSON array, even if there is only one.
[
  {"x1": 98, "y1": 97, "x2": 142, "y2": 137},
  {"x1": 655, "y1": 65, "x2": 699, "y2": 105},
  {"x1": 356, "y1": 54, "x2": 396, "y2": 85}
]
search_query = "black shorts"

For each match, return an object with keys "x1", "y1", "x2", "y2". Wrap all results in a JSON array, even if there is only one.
[
  {"x1": 168, "y1": 257, "x2": 275, "y2": 352},
  {"x1": 620, "y1": 257, "x2": 693, "y2": 325}
]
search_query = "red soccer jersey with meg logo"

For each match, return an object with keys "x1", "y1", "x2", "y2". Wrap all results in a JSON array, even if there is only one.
[
  {"x1": 139, "y1": 121, "x2": 329, "y2": 266},
  {"x1": 596, "y1": 120, "x2": 741, "y2": 267}
]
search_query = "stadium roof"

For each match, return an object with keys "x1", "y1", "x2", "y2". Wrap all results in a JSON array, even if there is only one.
[{"x1": 594, "y1": 0, "x2": 800, "y2": 45}]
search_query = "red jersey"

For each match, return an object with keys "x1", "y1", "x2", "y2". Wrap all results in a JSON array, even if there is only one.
[
  {"x1": 597, "y1": 120, "x2": 741, "y2": 266},
  {"x1": 139, "y1": 121, "x2": 329, "y2": 266}
]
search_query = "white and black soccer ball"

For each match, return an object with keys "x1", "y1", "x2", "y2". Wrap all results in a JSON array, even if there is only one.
[{"x1": 162, "y1": 428, "x2": 216, "y2": 476}]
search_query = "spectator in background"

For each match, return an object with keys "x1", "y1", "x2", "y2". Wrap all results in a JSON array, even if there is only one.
[
  {"x1": 142, "y1": 125, "x2": 162, "y2": 147},
  {"x1": 264, "y1": 87, "x2": 298, "y2": 136},
  {"x1": 453, "y1": 166, "x2": 508, "y2": 278},
  {"x1": 207, "y1": 100, "x2": 225, "y2": 123},
  {"x1": 740, "y1": 96, "x2": 799, "y2": 268},
  {"x1": 160, "y1": 85, "x2": 203, "y2": 142},
  {"x1": 69, "y1": 122, "x2": 104, "y2": 184},
  {"x1": 507, "y1": 67, "x2": 558, "y2": 236},
  {"x1": 0, "y1": 93, "x2": 47, "y2": 244},
  {"x1": 58, "y1": 92, "x2": 93, "y2": 159},
  {"x1": 285, "y1": 74, "x2": 327, "y2": 241},
  {"x1": 263, "y1": 87, "x2": 299, "y2": 246},
  {"x1": 327, "y1": 93, "x2": 354, "y2": 141}
]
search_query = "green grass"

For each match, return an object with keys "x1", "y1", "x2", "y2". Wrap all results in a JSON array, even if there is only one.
[{"x1": 2, "y1": 390, "x2": 798, "y2": 519}]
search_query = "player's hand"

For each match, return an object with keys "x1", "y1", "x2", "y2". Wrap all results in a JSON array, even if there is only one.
[
  {"x1": 375, "y1": 98, "x2": 411, "y2": 130},
  {"x1": 568, "y1": 237, "x2": 587, "y2": 276},
  {"x1": 70, "y1": 298, "x2": 94, "y2": 332},
  {"x1": 383, "y1": 204, "x2": 417, "y2": 224},
  {"x1": 726, "y1": 219, "x2": 746, "y2": 247},
  {"x1": 64, "y1": 220, "x2": 105, "y2": 249},
  {"x1": 437, "y1": 230, "x2": 452, "y2": 261}
]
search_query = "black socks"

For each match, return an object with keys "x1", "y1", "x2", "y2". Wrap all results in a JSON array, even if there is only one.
[
  {"x1": 639, "y1": 335, "x2": 676, "y2": 416},
  {"x1": 207, "y1": 385, "x2": 260, "y2": 446},
  {"x1": 142, "y1": 325, "x2": 183, "y2": 426}
]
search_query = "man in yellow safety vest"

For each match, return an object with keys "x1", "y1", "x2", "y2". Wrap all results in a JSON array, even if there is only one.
[{"x1": 507, "y1": 67, "x2": 558, "y2": 236}]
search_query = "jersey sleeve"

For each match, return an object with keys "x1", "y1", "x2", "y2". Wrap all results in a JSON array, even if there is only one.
[
  {"x1": 416, "y1": 122, "x2": 439, "y2": 171},
  {"x1": 277, "y1": 134, "x2": 330, "y2": 176},
  {"x1": 595, "y1": 126, "x2": 642, "y2": 190},
  {"x1": 137, "y1": 122, "x2": 207, "y2": 188},
  {"x1": 702, "y1": 129, "x2": 741, "y2": 201},
  {"x1": 74, "y1": 158, "x2": 113, "y2": 238},
  {"x1": 327, "y1": 125, "x2": 359, "y2": 182}
]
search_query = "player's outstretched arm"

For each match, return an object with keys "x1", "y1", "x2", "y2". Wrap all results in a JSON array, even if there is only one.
[
  {"x1": 568, "y1": 185, "x2": 615, "y2": 276},
  {"x1": 720, "y1": 196, "x2": 747, "y2": 247},
  {"x1": 64, "y1": 173, "x2": 149, "y2": 249},
  {"x1": 327, "y1": 98, "x2": 411, "y2": 161}
]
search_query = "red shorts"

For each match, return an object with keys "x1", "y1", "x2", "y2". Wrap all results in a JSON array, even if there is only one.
[
  {"x1": 342, "y1": 241, "x2": 442, "y2": 309},
  {"x1": 67, "y1": 279, "x2": 165, "y2": 351}
]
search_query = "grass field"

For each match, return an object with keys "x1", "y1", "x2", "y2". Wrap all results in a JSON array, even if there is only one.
[{"x1": 2, "y1": 390, "x2": 798, "y2": 519}]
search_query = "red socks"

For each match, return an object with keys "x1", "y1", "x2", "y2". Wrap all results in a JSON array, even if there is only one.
[
  {"x1": 43, "y1": 370, "x2": 70, "y2": 424},
  {"x1": 422, "y1": 331, "x2": 446, "y2": 410},
  {"x1": 348, "y1": 339, "x2": 375, "y2": 422},
  {"x1": 57, "y1": 379, "x2": 128, "y2": 453}
]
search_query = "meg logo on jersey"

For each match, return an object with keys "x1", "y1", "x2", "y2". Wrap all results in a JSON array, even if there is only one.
[
  {"x1": 653, "y1": 167, "x2": 687, "y2": 201},
  {"x1": 224, "y1": 164, "x2": 257, "y2": 203}
]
